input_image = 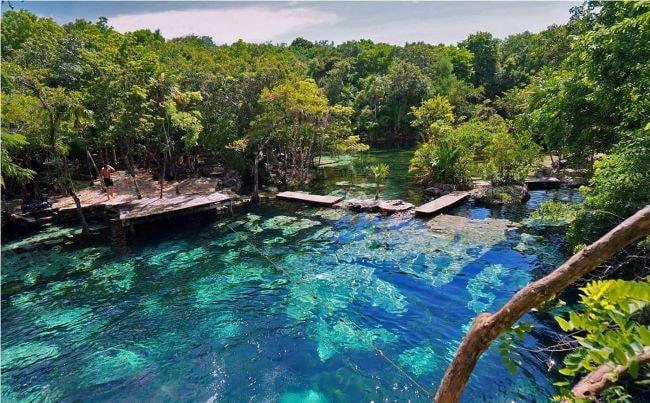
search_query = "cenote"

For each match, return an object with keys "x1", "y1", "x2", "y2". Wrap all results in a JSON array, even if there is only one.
[{"x1": 1, "y1": 150, "x2": 583, "y2": 402}]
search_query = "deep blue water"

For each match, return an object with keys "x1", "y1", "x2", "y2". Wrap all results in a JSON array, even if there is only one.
[{"x1": 1, "y1": 186, "x2": 581, "y2": 402}]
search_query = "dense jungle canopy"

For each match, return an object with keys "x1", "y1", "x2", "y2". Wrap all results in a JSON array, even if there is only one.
[{"x1": 2, "y1": 1, "x2": 647, "y2": 199}]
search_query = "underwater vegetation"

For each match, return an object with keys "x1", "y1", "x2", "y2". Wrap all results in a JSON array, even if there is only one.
[{"x1": 1, "y1": 191, "x2": 576, "y2": 401}]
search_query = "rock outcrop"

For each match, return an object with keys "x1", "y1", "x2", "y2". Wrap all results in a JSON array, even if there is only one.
[{"x1": 470, "y1": 185, "x2": 530, "y2": 205}]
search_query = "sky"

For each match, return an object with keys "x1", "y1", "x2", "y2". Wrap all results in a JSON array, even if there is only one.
[{"x1": 4, "y1": 1, "x2": 581, "y2": 45}]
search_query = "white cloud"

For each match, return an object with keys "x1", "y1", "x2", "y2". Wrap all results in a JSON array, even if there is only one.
[{"x1": 108, "y1": 5, "x2": 339, "y2": 43}]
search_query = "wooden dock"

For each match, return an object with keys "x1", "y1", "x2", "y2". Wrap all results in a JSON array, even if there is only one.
[
  {"x1": 525, "y1": 177, "x2": 565, "y2": 190},
  {"x1": 414, "y1": 191, "x2": 469, "y2": 216},
  {"x1": 118, "y1": 192, "x2": 232, "y2": 224},
  {"x1": 276, "y1": 191, "x2": 342, "y2": 206}
]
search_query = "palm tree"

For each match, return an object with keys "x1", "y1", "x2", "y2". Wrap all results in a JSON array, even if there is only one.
[{"x1": 370, "y1": 163, "x2": 389, "y2": 200}]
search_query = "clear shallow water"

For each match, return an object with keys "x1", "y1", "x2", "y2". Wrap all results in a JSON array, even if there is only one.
[
  {"x1": 1, "y1": 187, "x2": 581, "y2": 402},
  {"x1": 312, "y1": 148, "x2": 422, "y2": 203}
]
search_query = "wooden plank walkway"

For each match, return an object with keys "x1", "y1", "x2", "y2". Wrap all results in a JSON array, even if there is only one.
[
  {"x1": 119, "y1": 192, "x2": 231, "y2": 223},
  {"x1": 276, "y1": 191, "x2": 342, "y2": 206},
  {"x1": 525, "y1": 177, "x2": 565, "y2": 190},
  {"x1": 414, "y1": 191, "x2": 469, "y2": 216}
]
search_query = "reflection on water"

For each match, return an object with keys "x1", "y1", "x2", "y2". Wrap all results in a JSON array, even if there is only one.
[{"x1": 312, "y1": 148, "x2": 424, "y2": 203}]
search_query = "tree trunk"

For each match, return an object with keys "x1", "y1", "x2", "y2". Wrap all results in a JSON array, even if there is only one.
[
  {"x1": 434, "y1": 205, "x2": 650, "y2": 403},
  {"x1": 252, "y1": 150, "x2": 262, "y2": 205},
  {"x1": 159, "y1": 154, "x2": 166, "y2": 199},
  {"x1": 62, "y1": 156, "x2": 92, "y2": 237},
  {"x1": 86, "y1": 149, "x2": 104, "y2": 190},
  {"x1": 123, "y1": 150, "x2": 142, "y2": 199},
  {"x1": 69, "y1": 187, "x2": 92, "y2": 237},
  {"x1": 570, "y1": 347, "x2": 650, "y2": 401}
]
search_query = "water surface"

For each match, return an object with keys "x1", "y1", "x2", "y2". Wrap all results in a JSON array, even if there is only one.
[
  {"x1": 1, "y1": 187, "x2": 580, "y2": 402},
  {"x1": 2, "y1": 149, "x2": 586, "y2": 401}
]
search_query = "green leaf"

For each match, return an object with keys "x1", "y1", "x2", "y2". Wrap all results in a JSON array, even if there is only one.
[
  {"x1": 628, "y1": 359, "x2": 639, "y2": 379},
  {"x1": 612, "y1": 347, "x2": 627, "y2": 364},
  {"x1": 555, "y1": 315, "x2": 572, "y2": 331}
]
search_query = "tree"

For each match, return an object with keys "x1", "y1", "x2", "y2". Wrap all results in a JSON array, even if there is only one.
[
  {"x1": 354, "y1": 60, "x2": 430, "y2": 144},
  {"x1": 459, "y1": 32, "x2": 499, "y2": 96},
  {"x1": 569, "y1": 130, "x2": 650, "y2": 247},
  {"x1": 409, "y1": 95, "x2": 455, "y2": 142},
  {"x1": 243, "y1": 78, "x2": 362, "y2": 201},
  {"x1": 484, "y1": 128, "x2": 540, "y2": 185},
  {"x1": 7, "y1": 63, "x2": 92, "y2": 235},
  {"x1": 146, "y1": 73, "x2": 203, "y2": 198}
]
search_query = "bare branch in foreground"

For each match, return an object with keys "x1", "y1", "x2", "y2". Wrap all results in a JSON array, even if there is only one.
[{"x1": 434, "y1": 205, "x2": 650, "y2": 402}]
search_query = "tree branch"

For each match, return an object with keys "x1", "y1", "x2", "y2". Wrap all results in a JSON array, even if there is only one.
[
  {"x1": 434, "y1": 205, "x2": 650, "y2": 402},
  {"x1": 571, "y1": 347, "x2": 650, "y2": 400}
]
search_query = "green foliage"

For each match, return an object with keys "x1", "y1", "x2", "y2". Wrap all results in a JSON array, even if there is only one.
[
  {"x1": 0, "y1": 4, "x2": 647, "y2": 203},
  {"x1": 528, "y1": 2, "x2": 649, "y2": 163},
  {"x1": 554, "y1": 279, "x2": 650, "y2": 386},
  {"x1": 568, "y1": 131, "x2": 650, "y2": 246},
  {"x1": 243, "y1": 78, "x2": 364, "y2": 187},
  {"x1": 484, "y1": 128, "x2": 540, "y2": 185},
  {"x1": 409, "y1": 96, "x2": 455, "y2": 142},
  {"x1": 408, "y1": 136, "x2": 471, "y2": 186},
  {"x1": 498, "y1": 322, "x2": 533, "y2": 374},
  {"x1": 369, "y1": 163, "x2": 390, "y2": 200},
  {"x1": 530, "y1": 200, "x2": 583, "y2": 226},
  {"x1": 459, "y1": 32, "x2": 499, "y2": 96},
  {"x1": 409, "y1": 114, "x2": 538, "y2": 186},
  {"x1": 0, "y1": 131, "x2": 35, "y2": 187}
]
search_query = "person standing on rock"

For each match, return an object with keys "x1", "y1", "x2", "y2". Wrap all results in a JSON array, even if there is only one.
[{"x1": 100, "y1": 164, "x2": 116, "y2": 200}]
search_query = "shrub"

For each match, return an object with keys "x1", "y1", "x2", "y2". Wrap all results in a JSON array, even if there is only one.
[
  {"x1": 408, "y1": 136, "x2": 471, "y2": 186},
  {"x1": 553, "y1": 279, "x2": 650, "y2": 399},
  {"x1": 409, "y1": 95, "x2": 455, "y2": 142},
  {"x1": 409, "y1": 116, "x2": 539, "y2": 187},
  {"x1": 530, "y1": 200, "x2": 583, "y2": 226},
  {"x1": 484, "y1": 129, "x2": 540, "y2": 185},
  {"x1": 568, "y1": 130, "x2": 650, "y2": 246}
]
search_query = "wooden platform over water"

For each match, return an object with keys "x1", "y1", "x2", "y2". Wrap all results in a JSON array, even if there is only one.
[
  {"x1": 525, "y1": 177, "x2": 565, "y2": 190},
  {"x1": 276, "y1": 191, "x2": 342, "y2": 206},
  {"x1": 415, "y1": 191, "x2": 469, "y2": 216},
  {"x1": 118, "y1": 192, "x2": 232, "y2": 224}
]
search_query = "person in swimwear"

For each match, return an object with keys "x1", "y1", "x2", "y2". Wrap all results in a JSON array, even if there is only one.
[{"x1": 100, "y1": 164, "x2": 116, "y2": 200}]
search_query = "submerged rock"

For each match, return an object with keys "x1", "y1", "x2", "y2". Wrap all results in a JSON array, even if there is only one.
[
  {"x1": 466, "y1": 264, "x2": 508, "y2": 313},
  {"x1": 80, "y1": 348, "x2": 148, "y2": 387},
  {"x1": 427, "y1": 214, "x2": 520, "y2": 246},
  {"x1": 1, "y1": 342, "x2": 60, "y2": 370},
  {"x1": 280, "y1": 389, "x2": 329, "y2": 403},
  {"x1": 261, "y1": 215, "x2": 321, "y2": 235},
  {"x1": 470, "y1": 185, "x2": 530, "y2": 205},
  {"x1": 398, "y1": 344, "x2": 439, "y2": 376},
  {"x1": 335, "y1": 199, "x2": 414, "y2": 214},
  {"x1": 312, "y1": 318, "x2": 397, "y2": 362}
]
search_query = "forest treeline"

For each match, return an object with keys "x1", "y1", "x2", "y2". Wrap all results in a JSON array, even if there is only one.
[{"x1": 3, "y1": 1, "x2": 646, "y2": 200}]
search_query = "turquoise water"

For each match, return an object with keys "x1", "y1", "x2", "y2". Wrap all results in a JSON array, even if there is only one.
[{"x1": 1, "y1": 188, "x2": 581, "y2": 402}]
